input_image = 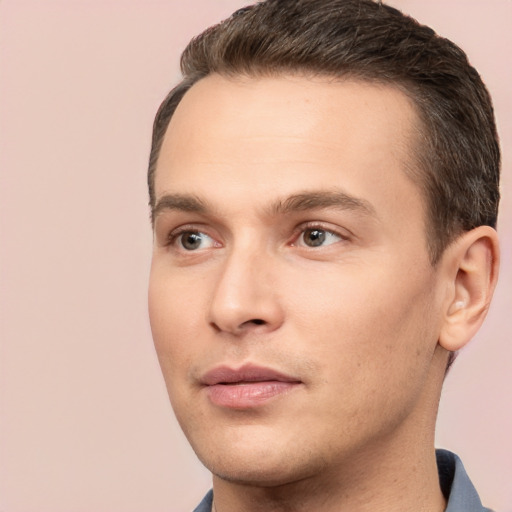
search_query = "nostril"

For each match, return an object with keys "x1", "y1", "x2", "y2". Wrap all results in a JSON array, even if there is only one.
[{"x1": 250, "y1": 319, "x2": 265, "y2": 325}]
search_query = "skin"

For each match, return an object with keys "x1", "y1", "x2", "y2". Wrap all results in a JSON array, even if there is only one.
[{"x1": 148, "y1": 74, "x2": 499, "y2": 512}]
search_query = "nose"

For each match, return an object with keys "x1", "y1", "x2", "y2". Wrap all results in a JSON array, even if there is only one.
[{"x1": 208, "y1": 245, "x2": 284, "y2": 336}]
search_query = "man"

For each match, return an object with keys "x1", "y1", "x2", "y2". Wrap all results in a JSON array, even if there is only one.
[{"x1": 147, "y1": 0, "x2": 500, "y2": 510}]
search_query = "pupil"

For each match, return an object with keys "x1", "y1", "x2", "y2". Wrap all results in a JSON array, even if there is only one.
[
  {"x1": 305, "y1": 229, "x2": 325, "y2": 247},
  {"x1": 182, "y1": 232, "x2": 202, "y2": 250}
]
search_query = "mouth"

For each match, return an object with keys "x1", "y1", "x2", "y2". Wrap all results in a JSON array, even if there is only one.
[{"x1": 200, "y1": 364, "x2": 302, "y2": 409}]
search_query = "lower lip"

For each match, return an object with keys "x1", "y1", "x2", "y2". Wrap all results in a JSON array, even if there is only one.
[{"x1": 205, "y1": 381, "x2": 300, "y2": 409}]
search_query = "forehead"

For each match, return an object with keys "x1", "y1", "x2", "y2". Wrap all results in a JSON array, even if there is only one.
[{"x1": 154, "y1": 74, "x2": 424, "y2": 227}]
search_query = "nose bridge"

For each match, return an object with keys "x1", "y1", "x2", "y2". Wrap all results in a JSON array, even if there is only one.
[{"x1": 208, "y1": 236, "x2": 282, "y2": 334}]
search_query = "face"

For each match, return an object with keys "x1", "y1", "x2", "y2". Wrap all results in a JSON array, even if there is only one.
[{"x1": 149, "y1": 74, "x2": 447, "y2": 486}]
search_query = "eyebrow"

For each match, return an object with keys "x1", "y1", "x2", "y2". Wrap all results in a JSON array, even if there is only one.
[
  {"x1": 269, "y1": 190, "x2": 377, "y2": 217},
  {"x1": 152, "y1": 189, "x2": 377, "y2": 225},
  {"x1": 152, "y1": 194, "x2": 208, "y2": 224}
]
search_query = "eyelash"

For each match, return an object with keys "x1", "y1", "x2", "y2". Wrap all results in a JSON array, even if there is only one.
[
  {"x1": 166, "y1": 225, "x2": 213, "y2": 247},
  {"x1": 164, "y1": 222, "x2": 350, "y2": 250},
  {"x1": 291, "y1": 222, "x2": 349, "y2": 247}
]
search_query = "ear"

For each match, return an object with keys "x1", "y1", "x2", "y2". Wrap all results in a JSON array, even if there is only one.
[{"x1": 438, "y1": 226, "x2": 500, "y2": 352}]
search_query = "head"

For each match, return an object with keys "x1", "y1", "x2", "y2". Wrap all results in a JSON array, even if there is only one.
[{"x1": 147, "y1": 0, "x2": 500, "y2": 491}]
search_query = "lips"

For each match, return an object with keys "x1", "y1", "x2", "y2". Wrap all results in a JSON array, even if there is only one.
[{"x1": 201, "y1": 364, "x2": 302, "y2": 408}]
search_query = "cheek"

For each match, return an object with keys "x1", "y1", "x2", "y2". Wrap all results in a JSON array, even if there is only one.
[
  {"x1": 148, "y1": 264, "x2": 201, "y2": 373},
  {"x1": 286, "y1": 259, "x2": 439, "y2": 383},
  {"x1": 290, "y1": 268, "x2": 440, "y2": 440}
]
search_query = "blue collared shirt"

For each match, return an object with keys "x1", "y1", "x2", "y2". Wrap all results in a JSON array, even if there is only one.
[{"x1": 193, "y1": 449, "x2": 491, "y2": 512}]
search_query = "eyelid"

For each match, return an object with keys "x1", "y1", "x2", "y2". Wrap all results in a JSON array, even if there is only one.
[
  {"x1": 157, "y1": 219, "x2": 351, "y2": 250},
  {"x1": 171, "y1": 226, "x2": 211, "y2": 244},
  {"x1": 290, "y1": 221, "x2": 352, "y2": 246},
  {"x1": 162, "y1": 223, "x2": 221, "y2": 249}
]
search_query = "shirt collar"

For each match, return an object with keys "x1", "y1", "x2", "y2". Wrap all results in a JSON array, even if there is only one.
[{"x1": 437, "y1": 449, "x2": 492, "y2": 512}]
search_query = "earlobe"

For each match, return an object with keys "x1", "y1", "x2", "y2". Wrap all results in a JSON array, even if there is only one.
[{"x1": 439, "y1": 226, "x2": 500, "y2": 352}]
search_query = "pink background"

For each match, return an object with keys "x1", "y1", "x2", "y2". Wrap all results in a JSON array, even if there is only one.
[{"x1": 0, "y1": 1, "x2": 510, "y2": 511}]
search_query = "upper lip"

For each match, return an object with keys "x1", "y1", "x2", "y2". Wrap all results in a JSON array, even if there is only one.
[{"x1": 201, "y1": 364, "x2": 301, "y2": 386}]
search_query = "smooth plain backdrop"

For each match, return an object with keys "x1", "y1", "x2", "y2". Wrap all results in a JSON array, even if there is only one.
[{"x1": 1, "y1": 1, "x2": 511, "y2": 511}]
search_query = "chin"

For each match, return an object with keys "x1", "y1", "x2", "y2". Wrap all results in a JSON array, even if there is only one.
[
  {"x1": 206, "y1": 456, "x2": 314, "y2": 487},
  {"x1": 191, "y1": 432, "x2": 327, "y2": 487}
]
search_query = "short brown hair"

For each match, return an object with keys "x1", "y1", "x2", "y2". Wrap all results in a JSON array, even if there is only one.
[{"x1": 148, "y1": 0, "x2": 500, "y2": 264}]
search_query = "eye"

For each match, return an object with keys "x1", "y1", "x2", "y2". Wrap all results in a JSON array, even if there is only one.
[
  {"x1": 297, "y1": 227, "x2": 343, "y2": 248},
  {"x1": 175, "y1": 230, "x2": 216, "y2": 251}
]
